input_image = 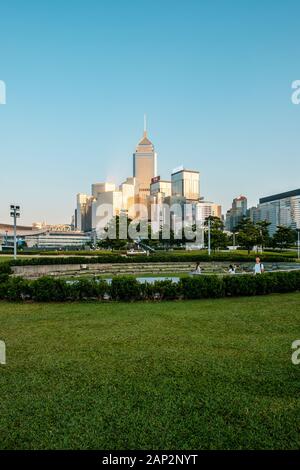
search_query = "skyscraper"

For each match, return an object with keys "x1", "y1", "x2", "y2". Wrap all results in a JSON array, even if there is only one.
[
  {"x1": 225, "y1": 195, "x2": 247, "y2": 231},
  {"x1": 133, "y1": 119, "x2": 157, "y2": 200},
  {"x1": 171, "y1": 168, "x2": 200, "y2": 201}
]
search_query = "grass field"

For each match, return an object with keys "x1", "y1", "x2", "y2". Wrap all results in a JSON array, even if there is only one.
[{"x1": 0, "y1": 294, "x2": 300, "y2": 450}]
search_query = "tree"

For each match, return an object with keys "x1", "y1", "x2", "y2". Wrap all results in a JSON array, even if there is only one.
[
  {"x1": 204, "y1": 216, "x2": 224, "y2": 231},
  {"x1": 235, "y1": 217, "x2": 261, "y2": 254},
  {"x1": 97, "y1": 215, "x2": 132, "y2": 251},
  {"x1": 256, "y1": 220, "x2": 272, "y2": 250},
  {"x1": 204, "y1": 216, "x2": 228, "y2": 251},
  {"x1": 272, "y1": 226, "x2": 296, "y2": 251}
]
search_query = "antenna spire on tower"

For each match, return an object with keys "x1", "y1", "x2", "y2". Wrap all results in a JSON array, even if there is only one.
[{"x1": 144, "y1": 114, "x2": 147, "y2": 135}]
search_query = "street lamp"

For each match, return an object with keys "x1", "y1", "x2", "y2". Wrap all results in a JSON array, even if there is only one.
[
  {"x1": 297, "y1": 229, "x2": 300, "y2": 260},
  {"x1": 10, "y1": 204, "x2": 20, "y2": 260},
  {"x1": 208, "y1": 218, "x2": 211, "y2": 256}
]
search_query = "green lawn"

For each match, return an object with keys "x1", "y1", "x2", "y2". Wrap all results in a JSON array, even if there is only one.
[
  {"x1": 0, "y1": 294, "x2": 300, "y2": 450},
  {"x1": 0, "y1": 256, "x2": 13, "y2": 263}
]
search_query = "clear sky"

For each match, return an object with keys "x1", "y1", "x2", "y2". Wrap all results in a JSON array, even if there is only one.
[{"x1": 0, "y1": 0, "x2": 300, "y2": 225}]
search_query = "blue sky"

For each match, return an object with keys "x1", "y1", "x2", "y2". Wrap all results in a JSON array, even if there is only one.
[{"x1": 0, "y1": 0, "x2": 300, "y2": 225}]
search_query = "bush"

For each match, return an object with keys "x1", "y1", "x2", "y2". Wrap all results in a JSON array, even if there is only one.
[
  {"x1": 151, "y1": 280, "x2": 180, "y2": 300},
  {"x1": 179, "y1": 276, "x2": 224, "y2": 299},
  {"x1": 0, "y1": 277, "x2": 32, "y2": 301},
  {"x1": 224, "y1": 271, "x2": 300, "y2": 297},
  {"x1": 224, "y1": 275, "x2": 257, "y2": 296},
  {"x1": 0, "y1": 262, "x2": 12, "y2": 274},
  {"x1": 270, "y1": 271, "x2": 300, "y2": 293},
  {"x1": 0, "y1": 271, "x2": 300, "y2": 302},
  {"x1": 0, "y1": 273, "x2": 9, "y2": 284},
  {"x1": 110, "y1": 277, "x2": 141, "y2": 301},
  {"x1": 32, "y1": 277, "x2": 71, "y2": 302},
  {"x1": 5, "y1": 251, "x2": 294, "y2": 268},
  {"x1": 69, "y1": 278, "x2": 109, "y2": 300}
]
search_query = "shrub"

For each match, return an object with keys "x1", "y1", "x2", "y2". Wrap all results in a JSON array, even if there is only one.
[
  {"x1": 110, "y1": 277, "x2": 141, "y2": 301},
  {"x1": 224, "y1": 271, "x2": 300, "y2": 297},
  {"x1": 179, "y1": 275, "x2": 224, "y2": 299},
  {"x1": 0, "y1": 270, "x2": 299, "y2": 302},
  {"x1": 224, "y1": 275, "x2": 257, "y2": 296},
  {"x1": 0, "y1": 273, "x2": 9, "y2": 284},
  {"x1": 69, "y1": 278, "x2": 109, "y2": 300},
  {"x1": 254, "y1": 273, "x2": 277, "y2": 295},
  {"x1": 0, "y1": 277, "x2": 32, "y2": 301},
  {"x1": 32, "y1": 277, "x2": 71, "y2": 302},
  {"x1": 6, "y1": 251, "x2": 294, "y2": 267},
  {"x1": 271, "y1": 271, "x2": 300, "y2": 293},
  {"x1": 151, "y1": 280, "x2": 180, "y2": 300},
  {"x1": 0, "y1": 262, "x2": 12, "y2": 274}
]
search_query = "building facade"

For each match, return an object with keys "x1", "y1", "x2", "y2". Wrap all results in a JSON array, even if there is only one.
[
  {"x1": 195, "y1": 201, "x2": 222, "y2": 224},
  {"x1": 225, "y1": 195, "x2": 247, "y2": 232},
  {"x1": 133, "y1": 130, "x2": 157, "y2": 200},
  {"x1": 171, "y1": 168, "x2": 200, "y2": 201},
  {"x1": 254, "y1": 189, "x2": 300, "y2": 235}
]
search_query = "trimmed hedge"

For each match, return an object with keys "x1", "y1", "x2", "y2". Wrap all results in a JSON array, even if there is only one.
[
  {"x1": 1, "y1": 252, "x2": 295, "y2": 270},
  {"x1": 0, "y1": 271, "x2": 300, "y2": 302},
  {"x1": 0, "y1": 263, "x2": 13, "y2": 285}
]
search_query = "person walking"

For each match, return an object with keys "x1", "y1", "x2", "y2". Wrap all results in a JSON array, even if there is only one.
[{"x1": 254, "y1": 257, "x2": 264, "y2": 275}]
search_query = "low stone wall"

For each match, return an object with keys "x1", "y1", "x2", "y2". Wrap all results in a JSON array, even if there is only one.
[{"x1": 12, "y1": 262, "x2": 214, "y2": 279}]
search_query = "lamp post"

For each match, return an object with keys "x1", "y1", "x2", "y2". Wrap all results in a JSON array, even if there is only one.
[
  {"x1": 208, "y1": 218, "x2": 211, "y2": 256},
  {"x1": 298, "y1": 229, "x2": 300, "y2": 260},
  {"x1": 10, "y1": 204, "x2": 20, "y2": 260}
]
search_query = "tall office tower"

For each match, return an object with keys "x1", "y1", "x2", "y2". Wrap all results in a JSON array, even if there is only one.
[
  {"x1": 256, "y1": 189, "x2": 300, "y2": 235},
  {"x1": 133, "y1": 120, "x2": 157, "y2": 201},
  {"x1": 171, "y1": 167, "x2": 200, "y2": 201},
  {"x1": 225, "y1": 195, "x2": 248, "y2": 232}
]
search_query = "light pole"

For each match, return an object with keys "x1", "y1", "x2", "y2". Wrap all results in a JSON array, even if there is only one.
[
  {"x1": 208, "y1": 218, "x2": 211, "y2": 256},
  {"x1": 10, "y1": 204, "x2": 20, "y2": 260},
  {"x1": 298, "y1": 229, "x2": 300, "y2": 260}
]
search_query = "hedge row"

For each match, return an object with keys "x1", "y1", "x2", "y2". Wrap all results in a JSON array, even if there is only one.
[
  {"x1": 0, "y1": 271, "x2": 300, "y2": 302},
  {"x1": 3, "y1": 252, "x2": 295, "y2": 268}
]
